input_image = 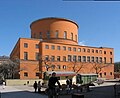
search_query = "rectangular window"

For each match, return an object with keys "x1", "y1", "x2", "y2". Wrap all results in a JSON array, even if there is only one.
[
  {"x1": 71, "y1": 33, "x2": 73, "y2": 40},
  {"x1": 96, "y1": 50, "x2": 98, "y2": 53},
  {"x1": 35, "y1": 52, "x2": 39, "y2": 60},
  {"x1": 36, "y1": 72, "x2": 39, "y2": 77},
  {"x1": 92, "y1": 49, "x2": 94, "y2": 53},
  {"x1": 96, "y1": 57, "x2": 98, "y2": 63},
  {"x1": 87, "y1": 49, "x2": 90, "y2": 53},
  {"x1": 100, "y1": 57, "x2": 102, "y2": 63},
  {"x1": 63, "y1": 65, "x2": 66, "y2": 70},
  {"x1": 83, "y1": 48, "x2": 86, "y2": 52},
  {"x1": 110, "y1": 52, "x2": 112, "y2": 55},
  {"x1": 87, "y1": 56, "x2": 90, "y2": 62},
  {"x1": 110, "y1": 58, "x2": 112, "y2": 63},
  {"x1": 78, "y1": 56, "x2": 81, "y2": 62},
  {"x1": 36, "y1": 44, "x2": 39, "y2": 49},
  {"x1": 24, "y1": 72, "x2": 28, "y2": 77},
  {"x1": 24, "y1": 43, "x2": 28, "y2": 48},
  {"x1": 91, "y1": 57, "x2": 94, "y2": 62},
  {"x1": 51, "y1": 45, "x2": 55, "y2": 50},
  {"x1": 63, "y1": 46, "x2": 66, "y2": 51},
  {"x1": 82, "y1": 56, "x2": 86, "y2": 62},
  {"x1": 47, "y1": 31, "x2": 50, "y2": 39},
  {"x1": 78, "y1": 48, "x2": 81, "y2": 52},
  {"x1": 57, "y1": 46, "x2": 60, "y2": 50},
  {"x1": 73, "y1": 55, "x2": 77, "y2": 62},
  {"x1": 57, "y1": 56, "x2": 60, "y2": 61},
  {"x1": 104, "y1": 57, "x2": 106, "y2": 64},
  {"x1": 64, "y1": 31, "x2": 67, "y2": 39},
  {"x1": 75, "y1": 35, "x2": 77, "y2": 41},
  {"x1": 68, "y1": 55, "x2": 72, "y2": 61},
  {"x1": 63, "y1": 56, "x2": 66, "y2": 62},
  {"x1": 99, "y1": 50, "x2": 102, "y2": 54},
  {"x1": 56, "y1": 30, "x2": 59, "y2": 38},
  {"x1": 51, "y1": 56, "x2": 55, "y2": 61},
  {"x1": 104, "y1": 51, "x2": 106, "y2": 54},
  {"x1": 24, "y1": 52, "x2": 28, "y2": 60},
  {"x1": 68, "y1": 47, "x2": 71, "y2": 51},
  {"x1": 40, "y1": 32, "x2": 42, "y2": 39},
  {"x1": 45, "y1": 55, "x2": 49, "y2": 61},
  {"x1": 73, "y1": 47, "x2": 76, "y2": 52},
  {"x1": 45, "y1": 45, "x2": 49, "y2": 49}
]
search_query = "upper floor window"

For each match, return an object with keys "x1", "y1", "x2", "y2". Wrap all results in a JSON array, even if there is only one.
[
  {"x1": 63, "y1": 56, "x2": 66, "y2": 62},
  {"x1": 96, "y1": 50, "x2": 98, "y2": 53},
  {"x1": 100, "y1": 57, "x2": 102, "y2": 63},
  {"x1": 51, "y1": 65, "x2": 55, "y2": 70},
  {"x1": 35, "y1": 52, "x2": 39, "y2": 60},
  {"x1": 87, "y1": 56, "x2": 90, "y2": 62},
  {"x1": 57, "y1": 46, "x2": 60, "y2": 50},
  {"x1": 83, "y1": 48, "x2": 86, "y2": 52},
  {"x1": 63, "y1": 46, "x2": 66, "y2": 51},
  {"x1": 110, "y1": 58, "x2": 112, "y2": 63},
  {"x1": 45, "y1": 45, "x2": 49, "y2": 49},
  {"x1": 92, "y1": 49, "x2": 94, "y2": 53},
  {"x1": 110, "y1": 51, "x2": 112, "y2": 55},
  {"x1": 104, "y1": 51, "x2": 106, "y2": 54},
  {"x1": 36, "y1": 72, "x2": 39, "y2": 77},
  {"x1": 78, "y1": 48, "x2": 81, "y2": 52},
  {"x1": 56, "y1": 30, "x2": 59, "y2": 38},
  {"x1": 64, "y1": 31, "x2": 67, "y2": 39},
  {"x1": 24, "y1": 72, "x2": 28, "y2": 77},
  {"x1": 73, "y1": 55, "x2": 77, "y2": 62},
  {"x1": 36, "y1": 44, "x2": 39, "y2": 49},
  {"x1": 24, "y1": 52, "x2": 28, "y2": 60},
  {"x1": 63, "y1": 65, "x2": 66, "y2": 70},
  {"x1": 73, "y1": 47, "x2": 76, "y2": 52},
  {"x1": 78, "y1": 56, "x2": 81, "y2": 62},
  {"x1": 71, "y1": 33, "x2": 73, "y2": 40},
  {"x1": 45, "y1": 55, "x2": 49, "y2": 61},
  {"x1": 99, "y1": 50, "x2": 102, "y2": 54},
  {"x1": 87, "y1": 49, "x2": 90, "y2": 53},
  {"x1": 51, "y1": 56, "x2": 55, "y2": 61},
  {"x1": 104, "y1": 57, "x2": 106, "y2": 64},
  {"x1": 40, "y1": 32, "x2": 42, "y2": 39},
  {"x1": 68, "y1": 55, "x2": 72, "y2": 61},
  {"x1": 51, "y1": 45, "x2": 55, "y2": 50},
  {"x1": 57, "y1": 65, "x2": 61, "y2": 69},
  {"x1": 82, "y1": 56, "x2": 86, "y2": 62},
  {"x1": 47, "y1": 31, "x2": 50, "y2": 39},
  {"x1": 75, "y1": 35, "x2": 77, "y2": 41},
  {"x1": 57, "y1": 56, "x2": 60, "y2": 61},
  {"x1": 91, "y1": 57, "x2": 94, "y2": 62},
  {"x1": 24, "y1": 43, "x2": 28, "y2": 48},
  {"x1": 68, "y1": 47, "x2": 71, "y2": 51},
  {"x1": 96, "y1": 57, "x2": 99, "y2": 63}
]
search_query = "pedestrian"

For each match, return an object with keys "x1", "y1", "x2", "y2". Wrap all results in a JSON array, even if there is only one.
[
  {"x1": 48, "y1": 72, "x2": 61, "y2": 98},
  {"x1": 38, "y1": 81, "x2": 41, "y2": 93},
  {"x1": 2, "y1": 81, "x2": 5, "y2": 89},
  {"x1": 66, "y1": 76, "x2": 70, "y2": 93},
  {"x1": 33, "y1": 81, "x2": 37, "y2": 92}
]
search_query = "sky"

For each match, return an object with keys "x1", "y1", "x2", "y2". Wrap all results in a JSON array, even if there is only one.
[{"x1": 0, "y1": 0, "x2": 120, "y2": 62}]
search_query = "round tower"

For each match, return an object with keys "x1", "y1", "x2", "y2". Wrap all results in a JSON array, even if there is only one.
[{"x1": 30, "y1": 17, "x2": 79, "y2": 45}]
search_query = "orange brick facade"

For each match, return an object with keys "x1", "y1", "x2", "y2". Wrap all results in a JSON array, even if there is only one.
[{"x1": 10, "y1": 17, "x2": 114, "y2": 79}]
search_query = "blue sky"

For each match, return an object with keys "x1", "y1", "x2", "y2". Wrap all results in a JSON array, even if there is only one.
[{"x1": 0, "y1": 0, "x2": 120, "y2": 62}]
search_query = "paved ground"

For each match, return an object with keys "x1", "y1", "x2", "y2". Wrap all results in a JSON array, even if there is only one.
[{"x1": 0, "y1": 82, "x2": 120, "y2": 98}]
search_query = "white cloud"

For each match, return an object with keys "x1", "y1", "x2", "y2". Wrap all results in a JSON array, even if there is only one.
[{"x1": 78, "y1": 41, "x2": 86, "y2": 46}]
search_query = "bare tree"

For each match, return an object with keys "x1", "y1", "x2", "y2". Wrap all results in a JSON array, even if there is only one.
[{"x1": 90, "y1": 62, "x2": 112, "y2": 74}]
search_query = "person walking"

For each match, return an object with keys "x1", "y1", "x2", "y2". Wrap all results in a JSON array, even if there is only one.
[
  {"x1": 37, "y1": 81, "x2": 41, "y2": 93},
  {"x1": 48, "y1": 72, "x2": 61, "y2": 98},
  {"x1": 33, "y1": 81, "x2": 37, "y2": 93}
]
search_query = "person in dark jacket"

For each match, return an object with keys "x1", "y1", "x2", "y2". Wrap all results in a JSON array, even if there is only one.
[
  {"x1": 33, "y1": 81, "x2": 37, "y2": 92},
  {"x1": 48, "y1": 72, "x2": 61, "y2": 98}
]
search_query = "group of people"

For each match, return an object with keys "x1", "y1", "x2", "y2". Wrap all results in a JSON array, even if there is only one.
[{"x1": 33, "y1": 81, "x2": 41, "y2": 93}]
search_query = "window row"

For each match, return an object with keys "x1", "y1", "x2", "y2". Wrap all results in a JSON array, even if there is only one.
[
  {"x1": 45, "y1": 44, "x2": 113, "y2": 55},
  {"x1": 34, "y1": 31, "x2": 77, "y2": 41},
  {"x1": 44, "y1": 55, "x2": 113, "y2": 64},
  {"x1": 24, "y1": 43, "x2": 39, "y2": 49}
]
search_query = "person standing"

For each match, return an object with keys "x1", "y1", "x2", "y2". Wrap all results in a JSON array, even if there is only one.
[
  {"x1": 33, "y1": 81, "x2": 37, "y2": 93},
  {"x1": 37, "y1": 81, "x2": 41, "y2": 93},
  {"x1": 48, "y1": 72, "x2": 61, "y2": 98}
]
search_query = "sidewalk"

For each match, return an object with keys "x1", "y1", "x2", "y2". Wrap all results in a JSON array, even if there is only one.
[{"x1": 0, "y1": 82, "x2": 119, "y2": 98}]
